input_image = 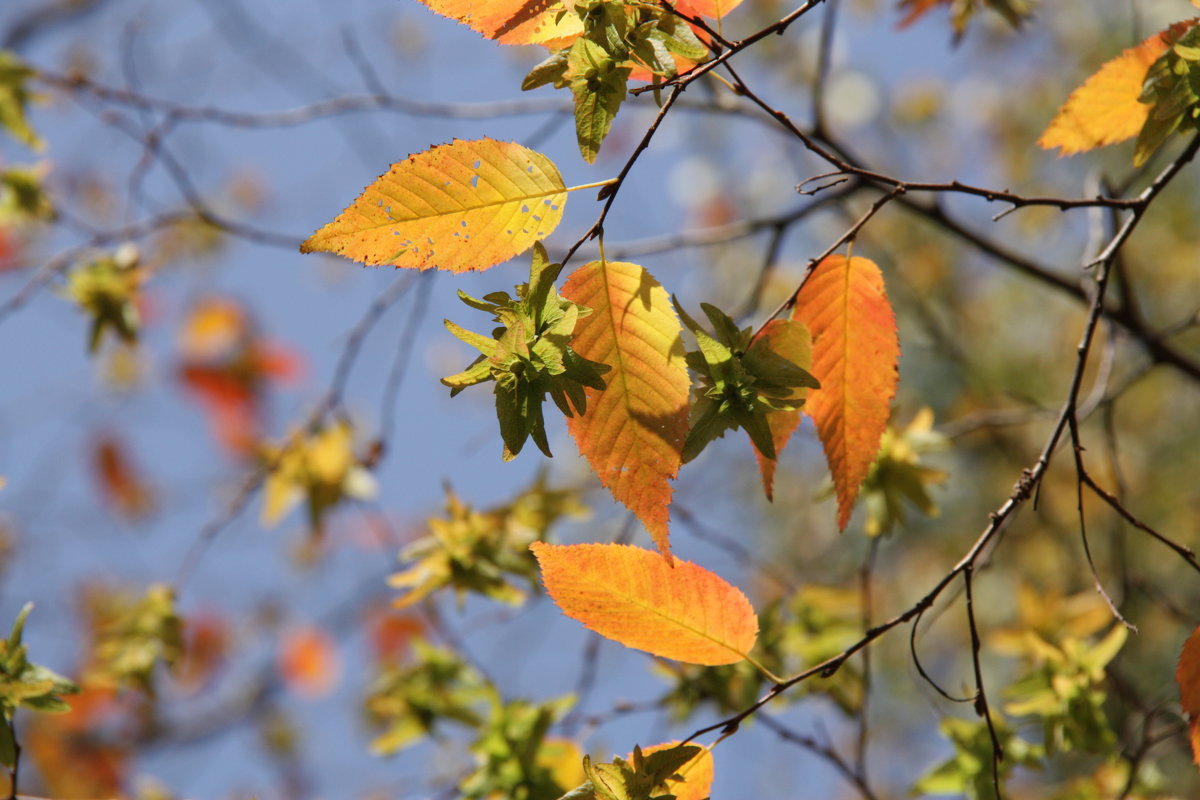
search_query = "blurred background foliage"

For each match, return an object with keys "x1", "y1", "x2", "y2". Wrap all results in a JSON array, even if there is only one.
[{"x1": 0, "y1": 0, "x2": 1198, "y2": 797}]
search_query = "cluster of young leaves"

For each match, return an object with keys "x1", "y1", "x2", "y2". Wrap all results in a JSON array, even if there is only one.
[
  {"x1": 0, "y1": 604, "x2": 80, "y2": 775},
  {"x1": 84, "y1": 584, "x2": 182, "y2": 695},
  {"x1": 364, "y1": 638, "x2": 490, "y2": 755},
  {"x1": 61, "y1": 244, "x2": 145, "y2": 353},
  {"x1": 0, "y1": 164, "x2": 53, "y2": 226},
  {"x1": 1040, "y1": 18, "x2": 1200, "y2": 166},
  {"x1": 443, "y1": 243, "x2": 610, "y2": 460},
  {"x1": 390, "y1": 474, "x2": 587, "y2": 607},
  {"x1": 0, "y1": 50, "x2": 41, "y2": 150},
  {"x1": 673, "y1": 301, "x2": 819, "y2": 464},
  {"x1": 854, "y1": 408, "x2": 948, "y2": 537},
  {"x1": 913, "y1": 715, "x2": 1043, "y2": 800},
  {"x1": 259, "y1": 421, "x2": 378, "y2": 535},
  {"x1": 521, "y1": 0, "x2": 709, "y2": 161},
  {"x1": 992, "y1": 585, "x2": 1127, "y2": 756}
]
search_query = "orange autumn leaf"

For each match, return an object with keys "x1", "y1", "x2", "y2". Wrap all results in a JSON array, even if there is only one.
[
  {"x1": 750, "y1": 318, "x2": 815, "y2": 501},
  {"x1": 793, "y1": 255, "x2": 899, "y2": 530},
  {"x1": 278, "y1": 626, "x2": 341, "y2": 699},
  {"x1": 637, "y1": 741, "x2": 714, "y2": 800},
  {"x1": 417, "y1": 0, "x2": 570, "y2": 45},
  {"x1": 26, "y1": 684, "x2": 129, "y2": 799},
  {"x1": 1039, "y1": 22, "x2": 1194, "y2": 156},
  {"x1": 175, "y1": 613, "x2": 230, "y2": 693},
  {"x1": 302, "y1": 138, "x2": 567, "y2": 273},
  {"x1": 1177, "y1": 625, "x2": 1200, "y2": 764},
  {"x1": 92, "y1": 433, "x2": 154, "y2": 519},
  {"x1": 178, "y1": 297, "x2": 301, "y2": 457},
  {"x1": 364, "y1": 607, "x2": 426, "y2": 663},
  {"x1": 561, "y1": 261, "x2": 689, "y2": 557},
  {"x1": 531, "y1": 542, "x2": 757, "y2": 665}
]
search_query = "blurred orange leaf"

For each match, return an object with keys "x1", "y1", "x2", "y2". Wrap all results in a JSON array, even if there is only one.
[
  {"x1": 750, "y1": 318, "x2": 815, "y2": 501},
  {"x1": 178, "y1": 297, "x2": 301, "y2": 457},
  {"x1": 1039, "y1": 22, "x2": 1193, "y2": 156},
  {"x1": 91, "y1": 434, "x2": 154, "y2": 519},
  {"x1": 278, "y1": 626, "x2": 341, "y2": 699},
  {"x1": 561, "y1": 261, "x2": 689, "y2": 557},
  {"x1": 26, "y1": 684, "x2": 129, "y2": 799},
  {"x1": 531, "y1": 542, "x2": 757, "y2": 665},
  {"x1": 1177, "y1": 625, "x2": 1200, "y2": 765},
  {"x1": 302, "y1": 138, "x2": 566, "y2": 273},
  {"x1": 364, "y1": 607, "x2": 426, "y2": 663},
  {"x1": 175, "y1": 613, "x2": 230, "y2": 693},
  {"x1": 793, "y1": 255, "x2": 899, "y2": 530}
]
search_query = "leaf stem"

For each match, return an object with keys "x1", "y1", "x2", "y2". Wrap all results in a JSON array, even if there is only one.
[
  {"x1": 566, "y1": 178, "x2": 620, "y2": 193},
  {"x1": 744, "y1": 653, "x2": 785, "y2": 685}
]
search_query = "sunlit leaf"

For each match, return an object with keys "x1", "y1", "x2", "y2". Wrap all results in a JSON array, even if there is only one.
[
  {"x1": 1039, "y1": 21, "x2": 1196, "y2": 157},
  {"x1": 531, "y1": 542, "x2": 758, "y2": 665},
  {"x1": 750, "y1": 318, "x2": 815, "y2": 501},
  {"x1": 793, "y1": 255, "x2": 899, "y2": 530},
  {"x1": 302, "y1": 138, "x2": 567, "y2": 273},
  {"x1": 561, "y1": 261, "x2": 689, "y2": 556},
  {"x1": 416, "y1": 0, "x2": 572, "y2": 45},
  {"x1": 637, "y1": 741, "x2": 714, "y2": 800}
]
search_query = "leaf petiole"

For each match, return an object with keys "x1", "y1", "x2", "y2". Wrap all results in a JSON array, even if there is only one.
[
  {"x1": 743, "y1": 653, "x2": 785, "y2": 686},
  {"x1": 566, "y1": 177, "x2": 620, "y2": 193}
]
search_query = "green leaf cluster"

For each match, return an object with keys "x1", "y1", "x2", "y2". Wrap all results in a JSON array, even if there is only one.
[
  {"x1": 564, "y1": 743, "x2": 701, "y2": 800},
  {"x1": 857, "y1": 408, "x2": 948, "y2": 537},
  {"x1": 673, "y1": 301, "x2": 818, "y2": 463},
  {"x1": 0, "y1": 603, "x2": 79, "y2": 767},
  {"x1": 913, "y1": 716, "x2": 1043, "y2": 800},
  {"x1": 87, "y1": 584, "x2": 182, "y2": 695},
  {"x1": 522, "y1": 1, "x2": 709, "y2": 162},
  {"x1": 62, "y1": 244, "x2": 144, "y2": 353},
  {"x1": 442, "y1": 242, "x2": 609, "y2": 461},
  {"x1": 461, "y1": 694, "x2": 577, "y2": 800},
  {"x1": 364, "y1": 639, "x2": 489, "y2": 755},
  {"x1": 1002, "y1": 624, "x2": 1127, "y2": 755},
  {"x1": 0, "y1": 51, "x2": 42, "y2": 150},
  {"x1": 389, "y1": 474, "x2": 587, "y2": 608},
  {"x1": 1136, "y1": 22, "x2": 1200, "y2": 166},
  {"x1": 0, "y1": 165, "x2": 54, "y2": 226}
]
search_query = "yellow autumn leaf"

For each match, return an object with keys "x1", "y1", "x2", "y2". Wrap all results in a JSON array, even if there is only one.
[
  {"x1": 302, "y1": 138, "x2": 567, "y2": 273},
  {"x1": 560, "y1": 261, "x2": 690, "y2": 557},
  {"x1": 531, "y1": 542, "x2": 758, "y2": 665},
  {"x1": 1039, "y1": 22, "x2": 1194, "y2": 156},
  {"x1": 793, "y1": 255, "x2": 899, "y2": 530}
]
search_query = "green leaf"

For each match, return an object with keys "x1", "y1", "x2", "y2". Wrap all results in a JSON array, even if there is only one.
[
  {"x1": 523, "y1": 49, "x2": 570, "y2": 91},
  {"x1": 567, "y1": 38, "x2": 631, "y2": 163},
  {"x1": 0, "y1": 51, "x2": 42, "y2": 150}
]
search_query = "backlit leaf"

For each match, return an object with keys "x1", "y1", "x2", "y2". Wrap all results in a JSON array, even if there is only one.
[
  {"x1": 793, "y1": 255, "x2": 899, "y2": 530},
  {"x1": 92, "y1": 434, "x2": 154, "y2": 520},
  {"x1": 302, "y1": 138, "x2": 567, "y2": 273},
  {"x1": 531, "y1": 542, "x2": 757, "y2": 665},
  {"x1": 750, "y1": 319, "x2": 814, "y2": 501},
  {"x1": 1176, "y1": 625, "x2": 1200, "y2": 764},
  {"x1": 637, "y1": 741, "x2": 714, "y2": 800},
  {"x1": 416, "y1": 0, "x2": 571, "y2": 45},
  {"x1": 1039, "y1": 22, "x2": 1195, "y2": 156},
  {"x1": 561, "y1": 261, "x2": 689, "y2": 557}
]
